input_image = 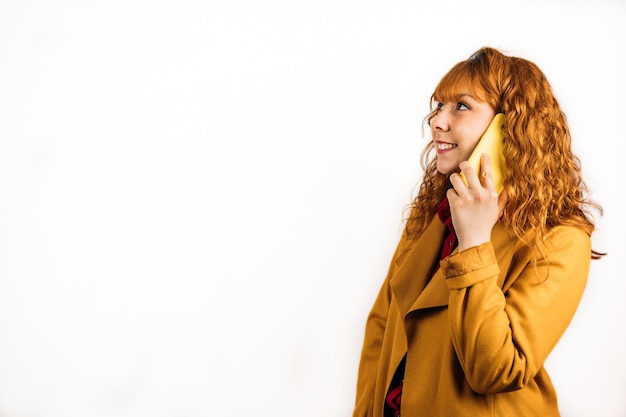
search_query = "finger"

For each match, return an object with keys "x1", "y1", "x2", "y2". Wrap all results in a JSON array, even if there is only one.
[
  {"x1": 446, "y1": 186, "x2": 458, "y2": 203},
  {"x1": 458, "y1": 161, "x2": 482, "y2": 190},
  {"x1": 449, "y1": 172, "x2": 471, "y2": 200},
  {"x1": 479, "y1": 154, "x2": 497, "y2": 196}
]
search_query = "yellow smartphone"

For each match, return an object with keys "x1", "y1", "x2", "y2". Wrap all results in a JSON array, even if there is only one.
[{"x1": 460, "y1": 113, "x2": 507, "y2": 195}]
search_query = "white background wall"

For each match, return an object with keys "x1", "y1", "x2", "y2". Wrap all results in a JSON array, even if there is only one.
[{"x1": 0, "y1": 0, "x2": 624, "y2": 416}]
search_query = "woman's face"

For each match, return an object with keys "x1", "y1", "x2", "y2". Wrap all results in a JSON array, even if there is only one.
[{"x1": 430, "y1": 93, "x2": 495, "y2": 175}]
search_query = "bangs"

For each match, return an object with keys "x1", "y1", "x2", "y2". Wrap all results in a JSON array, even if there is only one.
[{"x1": 431, "y1": 62, "x2": 487, "y2": 106}]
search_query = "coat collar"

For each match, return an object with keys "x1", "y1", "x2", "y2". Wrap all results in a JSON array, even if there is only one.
[
  {"x1": 390, "y1": 216, "x2": 514, "y2": 318},
  {"x1": 389, "y1": 217, "x2": 447, "y2": 318}
]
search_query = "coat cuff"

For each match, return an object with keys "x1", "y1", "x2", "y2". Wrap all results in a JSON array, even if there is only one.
[{"x1": 442, "y1": 242, "x2": 500, "y2": 290}]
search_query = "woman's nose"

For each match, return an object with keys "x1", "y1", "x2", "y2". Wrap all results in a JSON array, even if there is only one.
[{"x1": 430, "y1": 110, "x2": 450, "y2": 131}]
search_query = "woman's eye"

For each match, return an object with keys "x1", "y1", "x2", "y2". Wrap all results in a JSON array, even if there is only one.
[
  {"x1": 456, "y1": 102, "x2": 469, "y2": 110},
  {"x1": 434, "y1": 102, "x2": 444, "y2": 111}
]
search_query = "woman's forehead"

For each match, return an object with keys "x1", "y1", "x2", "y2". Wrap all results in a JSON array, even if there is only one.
[{"x1": 433, "y1": 86, "x2": 486, "y2": 103}]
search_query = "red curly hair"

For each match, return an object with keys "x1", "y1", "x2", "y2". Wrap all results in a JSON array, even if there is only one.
[{"x1": 405, "y1": 47, "x2": 602, "y2": 259}]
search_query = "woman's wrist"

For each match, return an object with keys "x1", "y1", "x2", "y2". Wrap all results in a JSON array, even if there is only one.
[{"x1": 457, "y1": 235, "x2": 491, "y2": 252}]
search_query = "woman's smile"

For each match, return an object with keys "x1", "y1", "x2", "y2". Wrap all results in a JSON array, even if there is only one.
[{"x1": 435, "y1": 141, "x2": 458, "y2": 152}]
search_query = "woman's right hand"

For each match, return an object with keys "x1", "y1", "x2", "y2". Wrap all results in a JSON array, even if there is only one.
[{"x1": 447, "y1": 154, "x2": 506, "y2": 252}]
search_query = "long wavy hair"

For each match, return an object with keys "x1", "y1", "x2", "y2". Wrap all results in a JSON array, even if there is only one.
[{"x1": 404, "y1": 47, "x2": 603, "y2": 259}]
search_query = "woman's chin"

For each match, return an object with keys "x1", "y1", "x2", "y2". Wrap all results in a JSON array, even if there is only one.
[{"x1": 436, "y1": 165, "x2": 456, "y2": 176}]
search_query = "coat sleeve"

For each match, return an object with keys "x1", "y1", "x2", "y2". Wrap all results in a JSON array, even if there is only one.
[
  {"x1": 441, "y1": 226, "x2": 591, "y2": 395},
  {"x1": 353, "y1": 235, "x2": 408, "y2": 417}
]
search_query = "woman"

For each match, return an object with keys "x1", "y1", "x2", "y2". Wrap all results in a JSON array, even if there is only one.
[{"x1": 353, "y1": 47, "x2": 603, "y2": 417}]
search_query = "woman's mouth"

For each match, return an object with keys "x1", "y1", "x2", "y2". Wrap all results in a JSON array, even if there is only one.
[{"x1": 436, "y1": 142, "x2": 457, "y2": 151}]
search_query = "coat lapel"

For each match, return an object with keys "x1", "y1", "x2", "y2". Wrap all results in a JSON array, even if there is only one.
[
  {"x1": 389, "y1": 217, "x2": 446, "y2": 318},
  {"x1": 409, "y1": 267, "x2": 449, "y2": 311},
  {"x1": 390, "y1": 218, "x2": 514, "y2": 318}
]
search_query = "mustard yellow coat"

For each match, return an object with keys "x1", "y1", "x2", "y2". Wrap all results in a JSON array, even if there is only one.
[{"x1": 353, "y1": 216, "x2": 591, "y2": 417}]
